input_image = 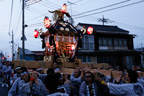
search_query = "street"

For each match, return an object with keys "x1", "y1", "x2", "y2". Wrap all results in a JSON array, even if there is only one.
[{"x1": 0, "y1": 77, "x2": 8, "y2": 96}]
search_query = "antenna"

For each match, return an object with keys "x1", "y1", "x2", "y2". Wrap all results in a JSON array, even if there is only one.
[{"x1": 98, "y1": 15, "x2": 114, "y2": 25}]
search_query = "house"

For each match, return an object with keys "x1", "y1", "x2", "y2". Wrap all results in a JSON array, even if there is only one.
[
  {"x1": 16, "y1": 47, "x2": 45, "y2": 61},
  {"x1": 17, "y1": 47, "x2": 35, "y2": 61},
  {"x1": 77, "y1": 23, "x2": 141, "y2": 70},
  {"x1": 32, "y1": 51, "x2": 45, "y2": 61}
]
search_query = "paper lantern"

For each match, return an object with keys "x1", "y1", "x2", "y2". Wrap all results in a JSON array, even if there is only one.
[
  {"x1": 70, "y1": 44, "x2": 75, "y2": 50},
  {"x1": 34, "y1": 29, "x2": 39, "y2": 38},
  {"x1": 62, "y1": 3, "x2": 67, "y2": 13},
  {"x1": 44, "y1": 17, "x2": 51, "y2": 29},
  {"x1": 87, "y1": 26, "x2": 93, "y2": 34}
]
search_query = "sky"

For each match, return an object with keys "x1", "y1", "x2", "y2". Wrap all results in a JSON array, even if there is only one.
[{"x1": 0, "y1": 0, "x2": 144, "y2": 61}]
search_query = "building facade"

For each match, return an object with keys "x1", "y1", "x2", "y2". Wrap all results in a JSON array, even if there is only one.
[{"x1": 77, "y1": 23, "x2": 141, "y2": 70}]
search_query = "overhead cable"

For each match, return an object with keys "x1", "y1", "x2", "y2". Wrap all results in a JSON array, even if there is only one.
[{"x1": 73, "y1": 0, "x2": 144, "y2": 19}]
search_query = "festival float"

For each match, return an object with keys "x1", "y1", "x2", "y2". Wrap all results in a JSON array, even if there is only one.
[
  {"x1": 32, "y1": 3, "x2": 93, "y2": 67},
  {"x1": 14, "y1": 3, "x2": 102, "y2": 69}
]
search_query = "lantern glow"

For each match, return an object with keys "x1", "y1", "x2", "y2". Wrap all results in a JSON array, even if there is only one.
[
  {"x1": 55, "y1": 41, "x2": 59, "y2": 47},
  {"x1": 87, "y1": 26, "x2": 93, "y2": 35},
  {"x1": 44, "y1": 17, "x2": 51, "y2": 29},
  {"x1": 46, "y1": 43, "x2": 49, "y2": 47},
  {"x1": 34, "y1": 29, "x2": 39, "y2": 38},
  {"x1": 70, "y1": 44, "x2": 75, "y2": 50},
  {"x1": 62, "y1": 3, "x2": 67, "y2": 13}
]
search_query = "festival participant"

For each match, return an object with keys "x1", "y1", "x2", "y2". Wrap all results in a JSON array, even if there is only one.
[
  {"x1": 0, "y1": 62, "x2": 2, "y2": 77},
  {"x1": 79, "y1": 71, "x2": 103, "y2": 96},
  {"x1": 12, "y1": 66, "x2": 21, "y2": 82},
  {"x1": 52, "y1": 62, "x2": 60, "y2": 73},
  {"x1": 8, "y1": 67, "x2": 48, "y2": 96},
  {"x1": 98, "y1": 70, "x2": 144, "y2": 96},
  {"x1": 45, "y1": 73, "x2": 69, "y2": 96},
  {"x1": 70, "y1": 67, "x2": 84, "y2": 96},
  {"x1": 2, "y1": 61, "x2": 11, "y2": 87},
  {"x1": 56, "y1": 73, "x2": 72, "y2": 95},
  {"x1": 37, "y1": 68, "x2": 55, "y2": 84}
]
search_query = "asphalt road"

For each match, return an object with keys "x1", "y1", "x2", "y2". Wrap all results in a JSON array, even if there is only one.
[{"x1": 0, "y1": 77, "x2": 9, "y2": 96}]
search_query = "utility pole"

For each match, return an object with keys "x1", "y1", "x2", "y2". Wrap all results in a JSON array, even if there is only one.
[
  {"x1": 22, "y1": 0, "x2": 25, "y2": 60},
  {"x1": 141, "y1": 43, "x2": 144, "y2": 67},
  {"x1": 12, "y1": 30, "x2": 14, "y2": 61},
  {"x1": 98, "y1": 15, "x2": 114, "y2": 25}
]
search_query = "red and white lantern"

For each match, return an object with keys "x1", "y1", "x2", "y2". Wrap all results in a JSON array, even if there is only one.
[
  {"x1": 43, "y1": 17, "x2": 51, "y2": 29},
  {"x1": 33, "y1": 29, "x2": 39, "y2": 38},
  {"x1": 70, "y1": 44, "x2": 75, "y2": 50},
  {"x1": 62, "y1": 3, "x2": 67, "y2": 13},
  {"x1": 87, "y1": 26, "x2": 93, "y2": 35}
]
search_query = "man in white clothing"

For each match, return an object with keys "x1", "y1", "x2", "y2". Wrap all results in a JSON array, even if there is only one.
[{"x1": 98, "y1": 70, "x2": 144, "y2": 96}]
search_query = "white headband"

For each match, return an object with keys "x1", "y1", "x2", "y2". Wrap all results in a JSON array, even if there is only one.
[{"x1": 21, "y1": 72, "x2": 29, "y2": 76}]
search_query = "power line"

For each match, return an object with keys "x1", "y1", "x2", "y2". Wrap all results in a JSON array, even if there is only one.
[
  {"x1": 44, "y1": 0, "x2": 79, "y2": 13},
  {"x1": 73, "y1": 0, "x2": 83, "y2": 4},
  {"x1": 72, "y1": 0, "x2": 130, "y2": 16},
  {"x1": 8, "y1": 0, "x2": 14, "y2": 35},
  {"x1": 25, "y1": 7, "x2": 46, "y2": 16},
  {"x1": 72, "y1": 0, "x2": 97, "y2": 9},
  {"x1": 114, "y1": 21, "x2": 144, "y2": 31},
  {"x1": 73, "y1": 0, "x2": 144, "y2": 19},
  {"x1": 26, "y1": 13, "x2": 48, "y2": 23},
  {"x1": 15, "y1": 33, "x2": 21, "y2": 44},
  {"x1": 45, "y1": 0, "x2": 61, "y2": 8},
  {"x1": 39, "y1": 1, "x2": 58, "y2": 10},
  {"x1": 14, "y1": 9, "x2": 22, "y2": 36}
]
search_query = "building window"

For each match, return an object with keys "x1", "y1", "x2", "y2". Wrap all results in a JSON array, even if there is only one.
[
  {"x1": 123, "y1": 39, "x2": 127, "y2": 47},
  {"x1": 114, "y1": 38, "x2": 119, "y2": 47},
  {"x1": 99, "y1": 38, "x2": 108, "y2": 46},
  {"x1": 119, "y1": 39, "x2": 122, "y2": 46},
  {"x1": 108, "y1": 38, "x2": 112, "y2": 47},
  {"x1": 103, "y1": 38, "x2": 107, "y2": 46},
  {"x1": 81, "y1": 56, "x2": 91, "y2": 62},
  {"x1": 97, "y1": 56, "x2": 114, "y2": 65},
  {"x1": 99, "y1": 38, "x2": 103, "y2": 46},
  {"x1": 83, "y1": 56, "x2": 86, "y2": 62},
  {"x1": 82, "y1": 35, "x2": 95, "y2": 50}
]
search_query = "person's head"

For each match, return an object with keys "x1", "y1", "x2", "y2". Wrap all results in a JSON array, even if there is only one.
[
  {"x1": 84, "y1": 71, "x2": 94, "y2": 84},
  {"x1": 127, "y1": 70, "x2": 138, "y2": 83},
  {"x1": 21, "y1": 72, "x2": 30, "y2": 82},
  {"x1": 74, "y1": 67, "x2": 81, "y2": 78},
  {"x1": 47, "y1": 68, "x2": 55, "y2": 75},
  {"x1": 20, "y1": 67, "x2": 27, "y2": 73},
  {"x1": 15, "y1": 66, "x2": 21, "y2": 73},
  {"x1": 20, "y1": 67, "x2": 30, "y2": 82},
  {"x1": 45, "y1": 74, "x2": 59, "y2": 93},
  {"x1": 6, "y1": 61, "x2": 10, "y2": 66},
  {"x1": 52, "y1": 62, "x2": 59, "y2": 69}
]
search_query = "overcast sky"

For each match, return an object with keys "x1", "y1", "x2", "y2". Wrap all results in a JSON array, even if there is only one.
[{"x1": 0, "y1": 0, "x2": 144, "y2": 60}]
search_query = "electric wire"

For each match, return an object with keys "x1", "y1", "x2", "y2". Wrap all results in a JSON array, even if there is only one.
[
  {"x1": 72, "y1": 0, "x2": 130, "y2": 16},
  {"x1": 73, "y1": 0, "x2": 144, "y2": 19},
  {"x1": 26, "y1": 13, "x2": 48, "y2": 23},
  {"x1": 14, "y1": 8, "x2": 22, "y2": 36},
  {"x1": 8, "y1": 0, "x2": 14, "y2": 35}
]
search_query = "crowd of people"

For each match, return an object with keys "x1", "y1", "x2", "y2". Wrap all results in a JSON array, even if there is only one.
[{"x1": 1, "y1": 61, "x2": 144, "y2": 96}]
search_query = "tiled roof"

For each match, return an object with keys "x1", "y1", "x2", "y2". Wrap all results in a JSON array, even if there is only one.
[
  {"x1": 78, "y1": 23, "x2": 129, "y2": 34},
  {"x1": 19, "y1": 47, "x2": 35, "y2": 55}
]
